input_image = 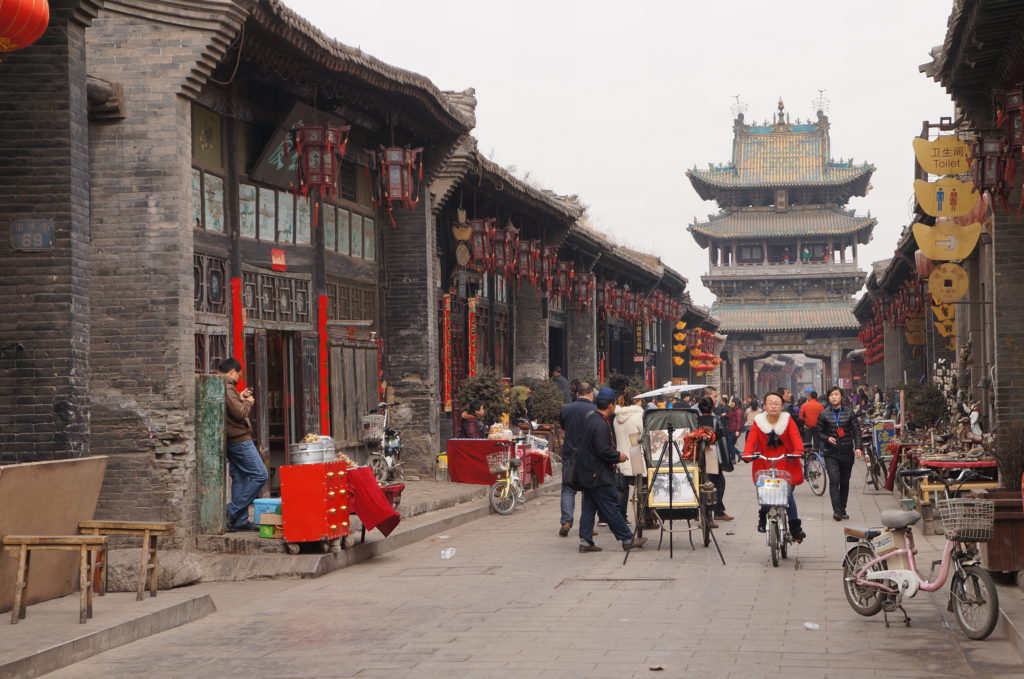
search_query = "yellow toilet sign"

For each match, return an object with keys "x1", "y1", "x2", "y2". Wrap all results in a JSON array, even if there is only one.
[
  {"x1": 914, "y1": 178, "x2": 978, "y2": 218},
  {"x1": 931, "y1": 302, "x2": 954, "y2": 321},
  {"x1": 912, "y1": 221, "x2": 982, "y2": 261},
  {"x1": 928, "y1": 262, "x2": 969, "y2": 303},
  {"x1": 934, "y1": 319, "x2": 956, "y2": 337},
  {"x1": 912, "y1": 136, "x2": 972, "y2": 175}
]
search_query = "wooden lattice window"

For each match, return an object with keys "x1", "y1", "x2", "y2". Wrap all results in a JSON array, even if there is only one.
[
  {"x1": 327, "y1": 278, "x2": 375, "y2": 322},
  {"x1": 194, "y1": 254, "x2": 227, "y2": 314},
  {"x1": 194, "y1": 331, "x2": 227, "y2": 373},
  {"x1": 241, "y1": 269, "x2": 310, "y2": 324}
]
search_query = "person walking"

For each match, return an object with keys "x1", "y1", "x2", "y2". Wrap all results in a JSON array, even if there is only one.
[
  {"x1": 558, "y1": 382, "x2": 596, "y2": 536},
  {"x1": 816, "y1": 386, "x2": 864, "y2": 521},
  {"x1": 572, "y1": 387, "x2": 647, "y2": 552},
  {"x1": 742, "y1": 391, "x2": 807, "y2": 541},
  {"x1": 612, "y1": 388, "x2": 645, "y2": 525},
  {"x1": 798, "y1": 391, "x2": 824, "y2": 451},
  {"x1": 218, "y1": 358, "x2": 269, "y2": 532}
]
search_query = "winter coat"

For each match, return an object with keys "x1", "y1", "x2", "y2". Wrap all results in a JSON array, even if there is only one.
[
  {"x1": 613, "y1": 404, "x2": 645, "y2": 477},
  {"x1": 744, "y1": 406, "x2": 761, "y2": 429},
  {"x1": 725, "y1": 407, "x2": 744, "y2": 434},
  {"x1": 816, "y1": 406, "x2": 862, "y2": 458},
  {"x1": 223, "y1": 375, "x2": 253, "y2": 443},
  {"x1": 458, "y1": 412, "x2": 484, "y2": 439},
  {"x1": 572, "y1": 409, "x2": 620, "y2": 489},
  {"x1": 553, "y1": 374, "x2": 572, "y2": 404},
  {"x1": 742, "y1": 411, "x2": 804, "y2": 486},
  {"x1": 560, "y1": 398, "x2": 597, "y2": 484},
  {"x1": 799, "y1": 398, "x2": 824, "y2": 429}
]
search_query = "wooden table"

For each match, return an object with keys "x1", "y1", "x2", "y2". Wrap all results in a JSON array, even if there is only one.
[
  {"x1": 3, "y1": 535, "x2": 107, "y2": 624},
  {"x1": 78, "y1": 520, "x2": 173, "y2": 600}
]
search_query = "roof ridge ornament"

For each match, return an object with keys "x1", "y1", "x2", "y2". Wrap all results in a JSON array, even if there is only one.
[{"x1": 813, "y1": 89, "x2": 830, "y2": 116}]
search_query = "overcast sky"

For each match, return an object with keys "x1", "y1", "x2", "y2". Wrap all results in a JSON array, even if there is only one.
[{"x1": 285, "y1": 0, "x2": 955, "y2": 306}]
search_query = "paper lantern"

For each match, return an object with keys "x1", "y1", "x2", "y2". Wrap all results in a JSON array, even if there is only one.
[{"x1": 0, "y1": 0, "x2": 49, "y2": 52}]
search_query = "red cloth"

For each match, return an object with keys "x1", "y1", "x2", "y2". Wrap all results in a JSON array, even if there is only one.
[
  {"x1": 520, "y1": 451, "x2": 553, "y2": 484},
  {"x1": 348, "y1": 467, "x2": 401, "y2": 537},
  {"x1": 920, "y1": 459, "x2": 997, "y2": 469},
  {"x1": 446, "y1": 439, "x2": 504, "y2": 485},
  {"x1": 799, "y1": 398, "x2": 824, "y2": 429},
  {"x1": 743, "y1": 412, "x2": 804, "y2": 485}
]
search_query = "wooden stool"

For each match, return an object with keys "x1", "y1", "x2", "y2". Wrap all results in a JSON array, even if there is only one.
[
  {"x1": 78, "y1": 521, "x2": 173, "y2": 601},
  {"x1": 2, "y1": 535, "x2": 107, "y2": 624}
]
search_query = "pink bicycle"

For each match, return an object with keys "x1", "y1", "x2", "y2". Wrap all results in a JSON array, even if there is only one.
[{"x1": 841, "y1": 468, "x2": 999, "y2": 639}]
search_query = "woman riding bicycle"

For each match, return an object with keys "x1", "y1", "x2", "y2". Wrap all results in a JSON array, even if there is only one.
[{"x1": 742, "y1": 391, "x2": 806, "y2": 542}]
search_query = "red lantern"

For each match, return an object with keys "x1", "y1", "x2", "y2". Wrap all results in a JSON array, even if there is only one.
[
  {"x1": 556, "y1": 261, "x2": 573, "y2": 298},
  {"x1": 368, "y1": 146, "x2": 424, "y2": 226},
  {"x1": 291, "y1": 124, "x2": 351, "y2": 199},
  {"x1": 468, "y1": 219, "x2": 495, "y2": 269},
  {"x1": 501, "y1": 225, "x2": 518, "y2": 279},
  {"x1": 0, "y1": 0, "x2": 49, "y2": 53}
]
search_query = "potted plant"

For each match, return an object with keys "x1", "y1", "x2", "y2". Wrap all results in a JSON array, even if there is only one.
[
  {"x1": 981, "y1": 419, "x2": 1024, "y2": 573},
  {"x1": 456, "y1": 368, "x2": 508, "y2": 429}
]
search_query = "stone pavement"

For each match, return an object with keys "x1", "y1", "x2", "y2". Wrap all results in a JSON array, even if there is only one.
[{"x1": 37, "y1": 464, "x2": 1024, "y2": 679}]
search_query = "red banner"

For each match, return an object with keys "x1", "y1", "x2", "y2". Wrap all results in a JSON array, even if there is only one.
[
  {"x1": 231, "y1": 277, "x2": 245, "y2": 391},
  {"x1": 467, "y1": 297, "x2": 478, "y2": 378},
  {"x1": 442, "y1": 294, "x2": 452, "y2": 412}
]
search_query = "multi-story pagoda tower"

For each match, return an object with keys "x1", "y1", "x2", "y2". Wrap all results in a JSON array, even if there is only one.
[{"x1": 686, "y1": 100, "x2": 876, "y2": 396}]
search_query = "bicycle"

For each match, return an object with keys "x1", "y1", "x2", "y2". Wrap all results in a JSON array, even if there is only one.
[
  {"x1": 748, "y1": 452, "x2": 802, "y2": 567},
  {"x1": 487, "y1": 437, "x2": 526, "y2": 515},
  {"x1": 841, "y1": 468, "x2": 999, "y2": 639},
  {"x1": 802, "y1": 447, "x2": 827, "y2": 496},
  {"x1": 860, "y1": 420, "x2": 887, "y2": 491},
  {"x1": 361, "y1": 402, "x2": 403, "y2": 485}
]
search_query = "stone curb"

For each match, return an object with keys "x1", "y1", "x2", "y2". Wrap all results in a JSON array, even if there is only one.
[{"x1": 0, "y1": 594, "x2": 215, "y2": 679}]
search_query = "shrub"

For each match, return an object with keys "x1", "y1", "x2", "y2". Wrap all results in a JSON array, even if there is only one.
[
  {"x1": 896, "y1": 382, "x2": 948, "y2": 429},
  {"x1": 530, "y1": 380, "x2": 565, "y2": 424},
  {"x1": 456, "y1": 368, "x2": 507, "y2": 425}
]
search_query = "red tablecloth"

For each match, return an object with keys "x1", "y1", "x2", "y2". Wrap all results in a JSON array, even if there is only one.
[
  {"x1": 348, "y1": 467, "x2": 401, "y2": 537},
  {"x1": 920, "y1": 458, "x2": 997, "y2": 469},
  {"x1": 520, "y1": 451, "x2": 553, "y2": 484},
  {"x1": 446, "y1": 439, "x2": 504, "y2": 485}
]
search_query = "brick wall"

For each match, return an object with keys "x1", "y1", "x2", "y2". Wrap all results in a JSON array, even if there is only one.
[
  {"x1": 381, "y1": 192, "x2": 439, "y2": 471},
  {"x1": 566, "y1": 298, "x2": 596, "y2": 382},
  {"x1": 513, "y1": 285, "x2": 548, "y2": 382},
  {"x1": 84, "y1": 12, "x2": 231, "y2": 535},
  {"x1": 992, "y1": 192, "x2": 1024, "y2": 432},
  {"x1": 0, "y1": 5, "x2": 94, "y2": 465}
]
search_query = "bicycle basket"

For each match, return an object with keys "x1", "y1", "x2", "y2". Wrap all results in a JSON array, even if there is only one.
[
  {"x1": 936, "y1": 498, "x2": 994, "y2": 542},
  {"x1": 487, "y1": 452, "x2": 509, "y2": 473},
  {"x1": 361, "y1": 414, "x2": 386, "y2": 443},
  {"x1": 755, "y1": 470, "x2": 792, "y2": 506}
]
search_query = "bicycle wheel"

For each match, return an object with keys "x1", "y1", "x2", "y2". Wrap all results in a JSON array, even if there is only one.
[
  {"x1": 951, "y1": 564, "x2": 999, "y2": 640},
  {"x1": 768, "y1": 519, "x2": 780, "y2": 567},
  {"x1": 780, "y1": 524, "x2": 789, "y2": 560},
  {"x1": 488, "y1": 480, "x2": 517, "y2": 515},
  {"x1": 867, "y1": 454, "x2": 884, "y2": 492},
  {"x1": 804, "y1": 453, "x2": 827, "y2": 496},
  {"x1": 368, "y1": 454, "x2": 389, "y2": 485},
  {"x1": 842, "y1": 545, "x2": 884, "y2": 616}
]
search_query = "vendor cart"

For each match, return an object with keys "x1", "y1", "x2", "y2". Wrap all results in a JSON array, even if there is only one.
[
  {"x1": 279, "y1": 460, "x2": 352, "y2": 554},
  {"x1": 634, "y1": 408, "x2": 716, "y2": 552}
]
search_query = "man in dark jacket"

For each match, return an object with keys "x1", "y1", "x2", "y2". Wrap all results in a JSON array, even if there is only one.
[
  {"x1": 552, "y1": 366, "x2": 572, "y2": 404},
  {"x1": 559, "y1": 382, "x2": 596, "y2": 536},
  {"x1": 219, "y1": 357, "x2": 269, "y2": 532},
  {"x1": 574, "y1": 387, "x2": 648, "y2": 552}
]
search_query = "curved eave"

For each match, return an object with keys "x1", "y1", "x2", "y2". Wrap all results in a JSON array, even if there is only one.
[
  {"x1": 687, "y1": 217, "x2": 876, "y2": 249},
  {"x1": 686, "y1": 166, "x2": 874, "y2": 202}
]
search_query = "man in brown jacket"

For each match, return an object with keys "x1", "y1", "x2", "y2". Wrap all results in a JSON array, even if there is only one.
[{"x1": 219, "y1": 358, "x2": 268, "y2": 531}]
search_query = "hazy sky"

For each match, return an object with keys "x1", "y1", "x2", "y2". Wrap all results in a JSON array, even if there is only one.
[{"x1": 285, "y1": 0, "x2": 955, "y2": 306}]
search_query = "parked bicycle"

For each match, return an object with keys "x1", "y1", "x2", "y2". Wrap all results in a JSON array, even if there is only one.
[
  {"x1": 487, "y1": 437, "x2": 526, "y2": 515},
  {"x1": 802, "y1": 447, "x2": 827, "y2": 496},
  {"x1": 860, "y1": 419, "x2": 887, "y2": 491},
  {"x1": 361, "y1": 402, "x2": 403, "y2": 485},
  {"x1": 749, "y1": 451, "x2": 802, "y2": 567},
  {"x1": 841, "y1": 467, "x2": 999, "y2": 639}
]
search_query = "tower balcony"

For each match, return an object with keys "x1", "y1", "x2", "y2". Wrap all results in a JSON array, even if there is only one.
[{"x1": 705, "y1": 260, "x2": 863, "y2": 280}]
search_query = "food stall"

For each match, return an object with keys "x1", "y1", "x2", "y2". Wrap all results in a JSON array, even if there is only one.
[{"x1": 446, "y1": 432, "x2": 553, "y2": 488}]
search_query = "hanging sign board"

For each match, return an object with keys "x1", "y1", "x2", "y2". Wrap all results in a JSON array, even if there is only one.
[
  {"x1": 934, "y1": 319, "x2": 956, "y2": 337},
  {"x1": 914, "y1": 178, "x2": 978, "y2": 218},
  {"x1": 912, "y1": 136, "x2": 972, "y2": 175},
  {"x1": 931, "y1": 302, "x2": 954, "y2": 321},
  {"x1": 904, "y1": 316, "x2": 926, "y2": 332},
  {"x1": 928, "y1": 262, "x2": 969, "y2": 303},
  {"x1": 912, "y1": 221, "x2": 981, "y2": 261},
  {"x1": 904, "y1": 331, "x2": 927, "y2": 345}
]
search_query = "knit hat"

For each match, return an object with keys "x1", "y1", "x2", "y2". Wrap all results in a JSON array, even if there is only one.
[{"x1": 596, "y1": 387, "x2": 618, "y2": 402}]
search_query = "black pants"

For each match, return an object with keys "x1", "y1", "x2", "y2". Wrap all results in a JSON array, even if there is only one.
[
  {"x1": 824, "y1": 453, "x2": 854, "y2": 515},
  {"x1": 709, "y1": 472, "x2": 726, "y2": 515}
]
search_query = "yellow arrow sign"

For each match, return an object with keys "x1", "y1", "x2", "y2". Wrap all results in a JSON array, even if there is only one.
[
  {"x1": 912, "y1": 221, "x2": 981, "y2": 261},
  {"x1": 928, "y1": 262, "x2": 969, "y2": 304},
  {"x1": 934, "y1": 319, "x2": 956, "y2": 337},
  {"x1": 912, "y1": 136, "x2": 972, "y2": 176},
  {"x1": 931, "y1": 303, "x2": 954, "y2": 321},
  {"x1": 914, "y1": 178, "x2": 979, "y2": 218}
]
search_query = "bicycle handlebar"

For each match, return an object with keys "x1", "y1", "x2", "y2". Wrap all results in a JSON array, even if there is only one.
[
  {"x1": 743, "y1": 451, "x2": 803, "y2": 461},
  {"x1": 899, "y1": 467, "x2": 978, "y2": 487}
]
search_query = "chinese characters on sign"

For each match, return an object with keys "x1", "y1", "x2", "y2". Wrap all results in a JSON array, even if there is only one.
[{"x1": 10, "y1": 219, "x2": 54, "y2": 250}]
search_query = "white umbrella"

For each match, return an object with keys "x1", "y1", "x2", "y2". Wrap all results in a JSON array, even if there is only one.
[{"x1": 635, "y1": 383, "x2": 708, "y2": 400}]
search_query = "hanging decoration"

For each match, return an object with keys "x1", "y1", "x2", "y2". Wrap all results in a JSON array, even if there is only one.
[
  {"x1": 0, "y1": 0, "x2": 49, "y2": 53},
  {"x1": 468, "y1": 218, "x2": 496, "y2": 271},
  {"x1": 573, "y1": 272, "x2": 595, "y2": 313},
  {"x1": 368, "y1": 146, "x2": 424, "y2": 226},
  {"x1": 289, "y1": 124, "x2": 351, "y2": 200},
  {"x1": 555, "y1": 260, "x2": 574, "y2": 299}
]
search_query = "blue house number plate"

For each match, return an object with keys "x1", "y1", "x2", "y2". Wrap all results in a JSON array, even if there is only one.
[{"x1": 11, "y1": 220, "x2": 55, "y2": 250}]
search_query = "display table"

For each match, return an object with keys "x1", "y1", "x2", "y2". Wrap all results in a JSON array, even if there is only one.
[
  {"x1": 920, "y1": 458, "x2": 998, "y2": 469},
  {"x1": 348, "y1": 467, "x2": 401, "y2": 537},
  {"x1": 918, "y1": 457, "x2": 999, "y2": 503},
  {"x1": 446, "y1": 439, "x2": 553, "y2": 486}
]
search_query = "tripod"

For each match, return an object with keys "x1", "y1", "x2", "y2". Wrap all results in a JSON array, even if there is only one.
[{"x1": 624, "y1": 423, "x2": 726, "y2": 565}]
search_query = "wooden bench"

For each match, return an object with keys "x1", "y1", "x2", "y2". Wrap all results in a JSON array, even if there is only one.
[
  {"x1": 78, "y1": 521, "x2": 173, "y2": 601},
  {"x1": 3, "y1": 535, "x2": 107, "y2": 624}
]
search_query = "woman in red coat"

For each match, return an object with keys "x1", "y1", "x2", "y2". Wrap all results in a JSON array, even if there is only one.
[{"x1": 742, "y1": 391, "x2": 806, "y2": 541}]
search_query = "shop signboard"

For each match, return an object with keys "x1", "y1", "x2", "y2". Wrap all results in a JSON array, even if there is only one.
[
  {"x1": 872, "y1": 420, "x2": 896, "y2": 459},
  {"x1": 912, "y1": 135, "x2": 972, "y2": 175}
]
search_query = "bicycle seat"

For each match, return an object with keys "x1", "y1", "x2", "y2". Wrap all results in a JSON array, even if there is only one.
[{"x1": 880, "y1": 510, "x2": 921, "y2": 529}]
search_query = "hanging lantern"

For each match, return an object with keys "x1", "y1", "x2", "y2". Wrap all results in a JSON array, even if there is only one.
[
  {"x1": 596, "y1": 279, "x2": 606, "y2": 308},
  {"x1": 556, "y1": 261, "x2": 574, "y2": 298},
  {"x1": 368, "y1": 146, "x2": 424, "y2": 226},
  {"x1": 998, "y1": 88, "x2": 1024, "y2": 151},
  {"x1": 516, "y1": 239, "x2": 532, "y2": 286},
  {"x1": 0, "y1": 0, "x2": 49, "y2": 53},
  {"x1": 971, "y1": 137, "x2": 1004, "y2": 193},
  {"x1": 501, "y1": 224, "x2": 518, "y2": 279},
  {"x1": 468, "y1": 219, "x2": 495, "y2": 269},
  {"x1": 290, "y1": 124, "x2": 351, "y2": 199}
]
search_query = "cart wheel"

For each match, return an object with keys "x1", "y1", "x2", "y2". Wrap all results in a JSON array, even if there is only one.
[
  {"x1": 285, "y1": 543, "x2": 300, "y2": 555},
  {"x1": 701, "y1": 509, "x2": 711, "y2": 548},
  {"x1": 329, "y1": 538, "x2": 341, "y2": 554}
]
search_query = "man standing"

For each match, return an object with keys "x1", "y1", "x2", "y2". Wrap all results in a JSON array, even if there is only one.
[
  {"x1": 799, "y1": 390, "x2": 824, "y2": 450},
  {"x1": 558, "y1": 381, "x2": 596, "y2": 536},
  {"x1": 781, "y1": 387, "x2": 799, "y2": 418},
  {"x1": 701, "y1": 386, "x2": 733, "y2": 524},
  {"x1": 218, "y1": 358, "x2": 268, "y2": 532},
  {"x1": 551, "y1": 366, "x2": 572, "y2": 404},
  {"x1": 574, "y1": 387, "x2": 647, "y2": 552}
]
